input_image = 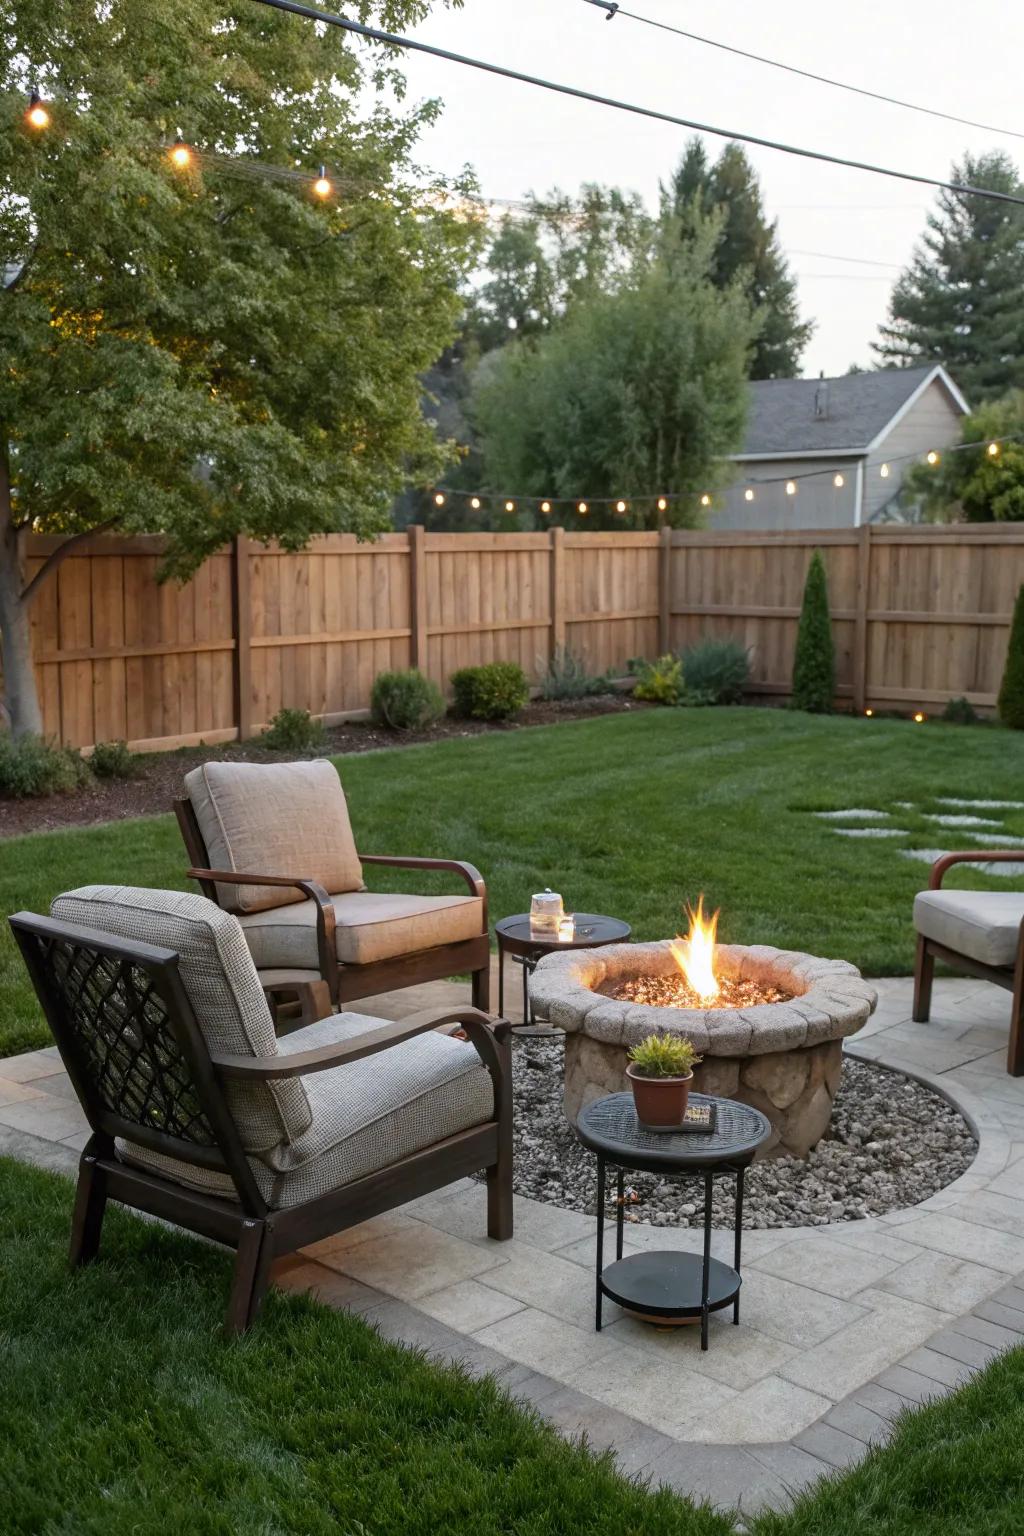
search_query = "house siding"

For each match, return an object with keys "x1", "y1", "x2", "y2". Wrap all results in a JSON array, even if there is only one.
[
  {"x1": 710, "y1": 457, "x2": 861, "y2": 530},
  {"x1": 863, "y1": 378, "x2": 965, "y2": 521}
]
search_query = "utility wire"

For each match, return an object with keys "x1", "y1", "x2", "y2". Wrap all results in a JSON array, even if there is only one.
[
  {"x1": 583, "y1": 0, "x2": 1024, "y2": 143},
  {"x1": 246, "y1": 0, "x2": 1024, "y2": 209}
]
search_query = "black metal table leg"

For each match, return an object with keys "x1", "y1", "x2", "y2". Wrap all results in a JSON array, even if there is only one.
[
  {"x1": 616, "y1": 1167, "x2": 625, "y2": 1260},
  {"x1": 733, "y1": 1165, "x2": 745, "y2": 1325},
  {"x1": 521, "y1": 954, "x2": 531, "y2": 1026},
  {"x1": 595, "y1": 1153, "x2": 606, "y2": 1331},
  {"x1": 700, "y1": 1170, "x2": 712, "y2": 1350},
  {"x1": 497, "y1": 941, "x2": 505, "y2": 1017}
]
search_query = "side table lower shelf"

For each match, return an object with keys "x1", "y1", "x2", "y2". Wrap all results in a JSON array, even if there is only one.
[{"x1": 600, "y1": 1252, "x2": 741, "y2": 1331}]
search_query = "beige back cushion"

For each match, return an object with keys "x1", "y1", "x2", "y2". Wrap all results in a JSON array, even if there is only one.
[
  {"x1": 49, "y1": 885, "x2": 312, "y2": 1151},
  {"x1": 184, "y1": 760, "x2": 364, "y2": 914}
]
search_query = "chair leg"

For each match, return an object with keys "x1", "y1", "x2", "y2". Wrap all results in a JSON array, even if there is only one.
[
  {"x1": 486, "y1": 1030, "x2": 514, "y2": 1242},
  {"x1": 69, "y1": 1152, "x2": 107, "y2": 1269},
  {"x1": 912, "y1": 935, "x2": 935, "y2": 1023},
  {"x1": 226, "y1": 1218, "x2": 270, "y2": 1336},
  {"x1": 471, "y1": 962, "x2": 491, "y2": 1014},
  {"x1": 1010, "y1": 942, "x2": 1024, "y2": 1078}
]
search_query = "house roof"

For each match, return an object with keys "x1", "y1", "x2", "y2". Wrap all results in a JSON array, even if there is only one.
[{"x1": 732, "y1": 365, "x2": 968, "y2": 459}]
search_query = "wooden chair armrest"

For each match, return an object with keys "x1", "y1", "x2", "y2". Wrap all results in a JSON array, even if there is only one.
[
  {"x1": 211, "y1": 1007, "x2": 510, "y2": 1080},
  {"x1": 186, "y1": 867, "x2": 339, "y2": 1002},
  {"x1": 929, "y1": 851, "x2": 1024, "y2": 889},
  {"x1": 358, "y1": 855, "x2": 488, "y2": 925}
]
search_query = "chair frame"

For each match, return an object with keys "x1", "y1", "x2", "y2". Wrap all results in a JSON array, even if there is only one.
[
  {"x1": 10, "y1": 909, "x2": 513, "y2": 1335},
  {"x1": 913, "y1": 850, "x2": 1024, "y2": 1077},
  {"x1": 174, "y1": 796, "x2": 491, "y2": 1026}
]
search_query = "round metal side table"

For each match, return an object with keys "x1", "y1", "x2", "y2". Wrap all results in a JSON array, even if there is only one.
[
  {"x1": 494, "y1": 913, "x2": 631, "y2": 1027},
  {"x1": 575, "y1": 1092, "x2": 772, "y2": 1350}
]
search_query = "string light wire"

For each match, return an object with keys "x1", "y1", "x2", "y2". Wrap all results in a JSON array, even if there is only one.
[{"x1": 245, "y1": 0, "x2": 1024, "y2": 209}]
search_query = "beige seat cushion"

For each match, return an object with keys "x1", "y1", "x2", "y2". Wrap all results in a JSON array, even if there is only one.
[
  {"x1": 239, "y1": 890, "x2": 484, "y2": 969},
  {"x1": 50, "y1": 885, "x2": 312, "y2": 1152},
  {"x1": 184, "y1": 760, "x2": 363, "y2": 915},
  {"x1": 914, "y1": 889, "x2": 1024, "y2": 969},
  {"x1": 117, "y1": 1010, "x2": 494, "y2": 1209}
]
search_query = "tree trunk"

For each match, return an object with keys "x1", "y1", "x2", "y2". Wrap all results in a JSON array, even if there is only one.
[{"x1": 0, "y1": 446, "x2": 43, "y2": 737}]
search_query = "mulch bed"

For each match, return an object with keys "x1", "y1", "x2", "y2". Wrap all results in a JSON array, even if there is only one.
[{"x1": 0, "y1": 695, "x2": 647, "y2": 840}]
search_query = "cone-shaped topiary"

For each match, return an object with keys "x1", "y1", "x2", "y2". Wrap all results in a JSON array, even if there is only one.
[
  {"x1": 791, "y1": 549, "x2": 835, "y2": 713},
  {"x1": 998, "y1": 583, "x2": 1024, "y2": 728}
]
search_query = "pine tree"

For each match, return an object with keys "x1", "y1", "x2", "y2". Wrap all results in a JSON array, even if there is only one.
[
  {"x1": 791, "y1": 551, "x2": 835, "y2": 713},
  {"x1": 874, "y1": 152, "x2": 1024, "y2": 401},
  {"x1": 666, "y1": 139, "x2": 812, "y2": 379},
  {"x1": 998, "y1": 585, "x2": 1024, "y2": 728}
]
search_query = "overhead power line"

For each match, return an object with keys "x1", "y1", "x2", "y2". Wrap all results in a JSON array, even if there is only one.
[
  {"x1": 583, "y1": 0, "x2": 1024, "y2": 143},
  {"x1": 246, "y1": 0, "x2": 1024, "y2": 209}
]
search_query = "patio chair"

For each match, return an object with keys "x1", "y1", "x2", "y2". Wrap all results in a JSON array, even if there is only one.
[
  {"x1": 913, "y1": 850, "x2": 1024, "y2": 1076},
  {"x1": 173, "y1": 759, "x2": 490, "y2": 1029},
  {"x1": 9, "y1": 885, "x2": 513, "y2": 1334}
]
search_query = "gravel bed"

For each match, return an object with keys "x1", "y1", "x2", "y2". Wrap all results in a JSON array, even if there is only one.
[{"x1": 505, "y1": 1035, "x2": 977, "y2": 1228}]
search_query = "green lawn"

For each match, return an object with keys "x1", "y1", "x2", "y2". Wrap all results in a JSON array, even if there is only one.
[
  {"x1": 5, "y1": 706, "x2": 1024, "y2": 1058},
  {"x1": 2, "y1": 1155, "x2": 1023, "y2": 1536}
]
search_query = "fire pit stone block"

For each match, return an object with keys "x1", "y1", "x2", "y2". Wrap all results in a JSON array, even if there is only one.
[{"x1": 530, "y1": 940, "x2": 876, "y2": 1158}]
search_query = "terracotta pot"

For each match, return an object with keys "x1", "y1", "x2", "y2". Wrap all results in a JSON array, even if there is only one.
[{"x1": 626, "y1": 1064, "x2": 693, "y2": 1127}]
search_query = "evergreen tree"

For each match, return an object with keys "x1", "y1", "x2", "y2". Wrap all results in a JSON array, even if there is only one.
[
  {"x1": 902, "y1": 392, "x2": 1024, "y2": 523},
  {"x1": 791, "y1": 551, "x2": 835, "y2": 713},
  {"x1": 998, "y1": 584, "x2": 1024, "y2": 729},
  {"x1": 666, "y1": 139, "x2": 812, "y2": 379},
  {"x1": 874, "y1": 152, "x2": 1024, "y2": 401}
]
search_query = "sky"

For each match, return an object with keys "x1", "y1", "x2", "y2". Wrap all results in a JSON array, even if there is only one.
[{"x1": 393, "y1": 0, "x2": 1024, "y2": 380}]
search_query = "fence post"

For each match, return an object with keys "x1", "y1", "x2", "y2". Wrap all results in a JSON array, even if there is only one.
[
  {"x1": 232, "y1": 534, "x2": 252, "y2": 742},
  {"x1": 658, "y1": 525, "x2": 673, "y2": 655},
  {"x1": 550, "y1": 526, "x2": 565, "y2": 659},
  {"x1": 409, "y1": 524, "x2": 427, "y2": 670},
  {"x1": 852, "y1": 524, "x2": 871, "y2": 714}
]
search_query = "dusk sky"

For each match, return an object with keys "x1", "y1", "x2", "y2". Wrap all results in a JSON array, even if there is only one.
[{"x1": 397, "y1": 0, "x2": 1023, "y2": 381}]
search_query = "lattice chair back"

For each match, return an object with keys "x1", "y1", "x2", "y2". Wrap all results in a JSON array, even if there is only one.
[{"x1": 9, "y1": 910, "x2": 265, "y2": 1211}]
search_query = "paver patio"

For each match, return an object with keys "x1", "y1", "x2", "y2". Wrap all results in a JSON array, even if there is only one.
[{"x1": 3, "y1": 966, "x2": 1024, "y2": 1516}]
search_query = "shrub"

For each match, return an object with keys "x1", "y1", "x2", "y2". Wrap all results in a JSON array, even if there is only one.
[
  {"x1": 791, "y1": 550, "x2": 835, "y2": 713},
  {"x1": 629, "y1": 654, "x2": 683, "y2": 705},
  {"x1": 537, "y1": 648, "x2": 615, "y2": 701},
  {"x1": 261, "y1": 708, "x2": 327, "y2": 752},
  {"x1": 627, "y1": 1033, "x2": 701, "y2": 1078},
  {"x1": 0, "y1": 734, "x2": 92, "y2": 798},
  {"x1": 998, "y1": 584, "x2": 1024, "y2": 729},
  {"x1": 450, "y1": 662, "x2": 529, "y2": 721},
  {"x1": 943, "y1": 695, "x2": 980, "y2": 726},
  {"x1": 370, "y1": 669, "x2": 445, "y2": 731},
  {"x1": 679, "y1": 637, "x2": 750, "y2": 705},
  {"x1": 90, "y1": 739, "x2": 142, "y2": 779}
]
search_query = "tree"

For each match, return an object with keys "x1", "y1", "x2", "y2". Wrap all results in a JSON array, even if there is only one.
[
  {"x1": 665, "y1": 139, "x2": 812, "y2": 379},
  {"x1": 791, "y1": 551, "x2": 834, "y2": 713},
  {"x1": 903, "y1": 392, "x2": 1024, "y2": 522},
  {"x1": 998, "y1": 585, "x2": 1024, "y2": 729},
  {"x1": 874, "y1": 152, "x2": 1024, "y2": 401},
  {"x1": 470, "y1": 222, "x2": 755, "y2": 529},
  {"x1": 0, "y1": 0, "x2": 477, "y2": 735}
]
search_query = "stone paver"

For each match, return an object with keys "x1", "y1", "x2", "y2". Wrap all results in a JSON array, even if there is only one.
[{"x1": 4, "y1": 973, "x2": 1024, "y2": 1519}]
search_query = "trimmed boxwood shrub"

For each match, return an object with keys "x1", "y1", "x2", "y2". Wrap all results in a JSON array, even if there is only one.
[
  {"x1": 791, "y1": 550, "x2": 835, "y2": 713},
  {"x1": 0, "y1": 734, "x2": 92, "y2": 798},
  {"x1": 262, "y1": 708, "x2": 327, "y2": 752},
  {"x1": 450, "y1": 662, "x2": 529, "y2": 720},
  {"x1": 90, "y1": 739, "x2": 142, "y2": 779},
  {"x1": 998, "y1": 584, "x2": 1024, "y2": 729},
  {"x1": 370, "y1": 669, "x2": 445, "y2": 731}
]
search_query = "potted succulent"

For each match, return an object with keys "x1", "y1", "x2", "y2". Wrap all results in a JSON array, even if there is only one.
[{"x1": 625, "y1": 1033, "x2": 701, "y2": 1127}]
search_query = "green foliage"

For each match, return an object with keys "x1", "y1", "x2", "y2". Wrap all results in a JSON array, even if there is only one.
[
  {"x1": 90, "y1": 739, "x2": 141, "y2": 779},
  {"x1": 261, "y1": 708, "x2": 328, "y2": 752},
  {"x1": 627, "y1": 1032, "x2": 701, "y2": 1078},
  {"x1": 998, "y1": 585, "x2": 1024, "y2": 729},
  {"x1": 903, "y1": 391, "x2": 1024, "y2": 523},
  {"x1": 874, "y1": 152, "x2": 1024, "y2": 400},
  {"x1": 942, "y1": 696, "x2": 980, "y2": 726},
  {"x1": 471, "y1": 223, "x2": 755, "y2": 531},
  {"x1": 0, "y1": 734, "x2": 91, "y2": 798},
  {"x1": 665, "y1": 138, "x2": 812, "y2": 379},
  {"x1": 791, "y1": 552, "x2": 835, "y2": 714},
  {"x1": 450, "y1": 663, "x2": 529, "y2": 720},
  {"x1": 537, "y1": 648, "x2": 616, "y2": 701},
  {"x1": 679, "y1": 637, "x2": 750, "y2": 704},
  {"x1": 630, "y1": 654, "x2": 684, "y2": 705},
  {"x1": 370, "y1": 669, "x2": 445, "y2": 731}
]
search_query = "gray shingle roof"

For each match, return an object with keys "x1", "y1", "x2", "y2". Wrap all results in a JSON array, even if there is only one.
[{"x1": 736, "y1": 366, "x2": 957, "y2": 456}]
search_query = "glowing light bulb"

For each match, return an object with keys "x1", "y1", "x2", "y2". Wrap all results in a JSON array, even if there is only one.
[
  {"x1": 701, "y1": 493, "x2": 712, "y2": 507},
  {"x1": 26, "y1": 91, "x2": 49, "y2": 130},
  {"x1": 926, "y1": 450, "x2": 940, "y2": 466},
  {"x1": 880, "y1": 462, "x2": 890, "y2": 478},
  {"x1": 913, "y1": 711, "x2": 925, "y2": 723},
  {"x1": 313, "y1": 165, "x2": 331, "y2": 198},
  {"x1": 988, "y1": 441, "x2": 1000, "y2": 457},
  {"x1": 578, "y1": 501, "x2": 588, "y2": 514},
  {"x1": 865, "y1": 708, "x2": 874, "y2": 717},
  {"x1": 615, "y1": 500, "x2": 627, "y2": 514},
  {"x1": 470, "y1": 496, "x2": 481, "y2": 510},
  {"x1": 785, "y1": 481, "x2": 797, "y2": 496},
  {"x1": 504, "y1": 500, "x2": 515, "y2": 513},
  {"x1": 170, "y1": 139, "x2": 192, "y2": 168},
  {"x1": 657, "y1": 497, "x2": 668, "y2": 513},
  {"x1": 433, "y1": 492, "x2": 445, "y2": 507},
  {"x1": 833, "y1": 473, "x2": 845, "y2": 488},
  {"x1": 744, "y1": 488, "x2": 754, "y2": 503},
  {"x1": 540, "y1": 500, "x2": 551, "y2": 514}
]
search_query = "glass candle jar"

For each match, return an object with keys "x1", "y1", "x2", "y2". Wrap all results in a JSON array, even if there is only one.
[{"x1": 530, "y1": 888, "x2": 563, "y2": 936}]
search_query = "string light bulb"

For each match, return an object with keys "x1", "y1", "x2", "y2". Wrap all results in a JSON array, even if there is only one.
[
  {"x1": 504, "y1": 500, "x2": 515, "y2": 513},
  {"x1": 169, "y1": 138, "x2": 192, "y2": 168},
  {"x1": 540, "y1": 500, "x2": 552, "y2": 514},
  {"x1": 313, "y1": 164, "x2": 331, "y2": 198},
  {"x1": 744, "y1": 488, "x2": 754, "y2": 503},
  {"x1": 26, "y1": 90, "x2": 49, "y2": 130},
  {"x1": 926, "y1": 450, "x2": 940, "y2": 466},
  {"x1": 701, "y1": 493, "x2": 712, "y2": 507},
  {"x1": 578, "y1": 501, "x2": 588, "y2": 514},
  {"x1": 988, "y1": 441, "x2": 1000, "y2": 457},
  {"x1": 833, "y1": 473, "x2": 845, "y2": 488},
  {"x1": 433, "y1": 492, "x2": 445, "y2": 507},
  {"x1": 470, "y1": 496, "x2": 481, "y2": 510},
  {"x1": 657, "y1": 497, "x2": 668, "y2": 513},
  {"x1": 785, "y1": 481, "x2": 797, "y2": 496},
  {"x1": 615, "y1": 500, "x2": 627, "y2": 514},
  {"x1": 880, "y1": 463, "x2": 890, "y2": 478}
]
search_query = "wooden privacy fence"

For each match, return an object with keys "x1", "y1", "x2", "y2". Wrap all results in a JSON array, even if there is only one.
[{"x1": 16, "y1": 523, "x2": 1024, "y2": 750}]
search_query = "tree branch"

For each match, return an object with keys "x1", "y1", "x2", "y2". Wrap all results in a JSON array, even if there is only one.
[{"x1": 20, "y1": 518, "x2": 122, "y2": 607}]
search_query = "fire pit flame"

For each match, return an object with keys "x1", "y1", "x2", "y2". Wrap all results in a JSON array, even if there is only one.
[{"x1": 670, "y1": 895, "x2": 720, "y2": 1003}]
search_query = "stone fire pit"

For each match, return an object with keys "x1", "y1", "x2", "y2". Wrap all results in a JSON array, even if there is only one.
[{"x1": 529, "y1": 942, "x2": 877, "y2": 1157}]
